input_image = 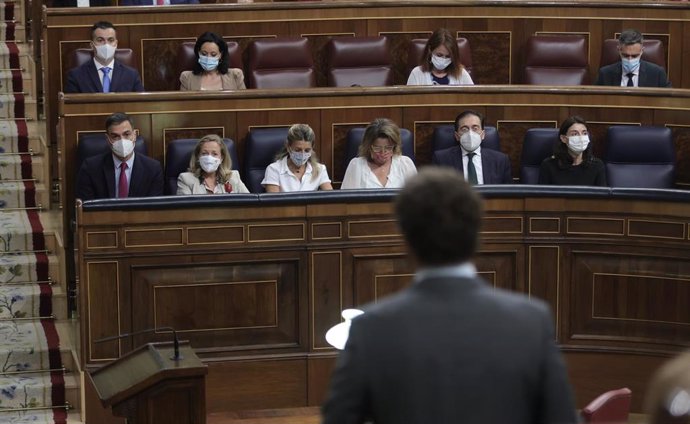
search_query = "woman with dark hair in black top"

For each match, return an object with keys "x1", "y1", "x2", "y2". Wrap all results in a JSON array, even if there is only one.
[{"x1": 538, "y1": 116, "x2": 607, "y2": 186}]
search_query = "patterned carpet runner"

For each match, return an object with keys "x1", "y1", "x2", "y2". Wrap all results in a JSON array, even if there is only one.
[{"x1": 0, "y1": 8, "x2": 67, "y2": 421}]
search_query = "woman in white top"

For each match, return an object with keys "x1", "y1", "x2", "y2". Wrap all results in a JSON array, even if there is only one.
[
  {"x1": 407, "y1": 28, "x2": 474, "y2": 86},
  {"x1": 177, "y1": 134, "x2": 249, "y2": 195},
  {"x1": 341, "y1": 118, "x2": 417, "y2": 189},
  {"x1": 261, "y1": 123, "x2": 333, "y2": 192}
]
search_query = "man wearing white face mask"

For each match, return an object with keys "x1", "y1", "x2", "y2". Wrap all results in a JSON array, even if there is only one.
[
  {"x1": 65, "y1": 21, "x2": 144, "y2": 93},
  {"x1": 595, "y1": 29, "x2": 671, "y2": 88},
  {"x1": 76, "y1": 112, "x2": 163, "y2": 200},
  {"x1": 432, "y1": 110, "x2": 512, "y2": 185}
]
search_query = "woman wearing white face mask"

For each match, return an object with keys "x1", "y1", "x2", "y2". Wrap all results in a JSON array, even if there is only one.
[
  {"x1": 341, "y1": 118, "x2": 417, "y2": 189},
  {"x1": 176, "y1": 134, "x2": 249, "y2": 195},
  {"x1": 407, "y1": 28, "x2": 473, "y2": 86},
  {"x1": 538, "y1": 116, "x2": 607, "y2": 186},
  {"x1": 262, "y1": 124, "x2": 333, "y2": 192},
  {"x1": 179, "y1": 32, "x2": 246, "y2": 91}
]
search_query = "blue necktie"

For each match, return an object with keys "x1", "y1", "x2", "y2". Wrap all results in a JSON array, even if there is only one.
[{"x1": 102, "y1": 67, "x2": 111, "y2": 93}]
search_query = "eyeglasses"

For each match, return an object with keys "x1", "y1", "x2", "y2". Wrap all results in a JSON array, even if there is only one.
[
  {"x1": 457, "y1": 126, "x2": 482, "y2": 134},
  {"x1": 371, "y1": 145, "x2": 395, "y2": 153}
]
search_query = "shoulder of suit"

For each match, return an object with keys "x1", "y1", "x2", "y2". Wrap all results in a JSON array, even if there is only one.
[
  {"x1": 435, "y1": 145, "x2": 461, "y2": 156},
  {"x1": 641, "y1": 60, "x2": 665, "y2": 72}
]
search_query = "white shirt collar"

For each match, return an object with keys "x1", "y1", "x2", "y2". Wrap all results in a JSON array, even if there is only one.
[
  {"x1": 414, "y1": 261, "x2": 477, "y2": 283},
  {"x1": 278, "y1": 156, "x2": 313, "y2": 176},
  {"x1": 94, "y1": 58, "x2": 115, "y2": 70},
  {"x1": 112, "y1": 152, "x2": 135, "y2": 169},
  {"x1": 460, "y1": 145, "x2": 482, "y2": 156}
]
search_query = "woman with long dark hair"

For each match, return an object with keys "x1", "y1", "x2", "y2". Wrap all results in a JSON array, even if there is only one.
[
  {"x1": 407, "y1": 28, "x2": 473, "y2": 86},
  {"x1": 179, "y1": 32, "x2": 245, "y2": 91}
]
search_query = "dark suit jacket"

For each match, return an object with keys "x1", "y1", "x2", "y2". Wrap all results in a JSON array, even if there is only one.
[
  {"x1": 322, "y1": 276, "x2": 577, "y2": 424},
  {"x1": 64, "y1": 60, "x2": 144, "y2": 93},
  {"x1": 51, "y1": 0, "x2": 112, "y2": 6},
  {"x1": 595, "y1": 60, "x2": 671, "y2": 88},
  {"x1": 120, "y1": 0, "x2": 198, "y2": 4},
  {"x1": 76, "y1": 152, "x2": 164, "y2": 200},
  {"x1": 432, "y1": 145, "x2": 512, "y2": 184}
]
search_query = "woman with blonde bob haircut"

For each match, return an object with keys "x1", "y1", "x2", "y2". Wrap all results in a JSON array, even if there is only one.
[
  {"x1": 262, "y1": 123, "x2": 333, "y2": 192},
  {"x1": 407, "y1": 28, "x2": 473, "y2": 86},
  {"x1": 341, "y1": 118, "x2": 417, "y2": 189},
  {"x1": 177, "y1": 134, "x2": 249, "y2": 194}
]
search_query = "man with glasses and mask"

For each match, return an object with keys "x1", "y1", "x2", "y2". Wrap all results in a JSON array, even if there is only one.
[
  {"x1": 432, "y1": 110, "x2": 512, "y2": 185},
  {"x1": 76, "y1": 112, "x2": 163, "y2": 200},
  {"x1": 595, "y1": 29, "x2": 671, "y2": 88},
  {"x1": 65, "y1": 21, "x2": 144, "y2": 93}
]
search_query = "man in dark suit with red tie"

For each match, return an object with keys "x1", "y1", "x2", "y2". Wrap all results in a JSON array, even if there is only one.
[
  {"x1": 322, "y1": 168, "x2": 577, "y2": 424},
  {"x1": 76, "y1": 112, "x2": 163, "y2": 200},
  {"x1": 64, "y1": 21, "x2": 144, "y2": 93},
  {"x1": 432, "y1": 110, "x2": 512, "y2": 184}
]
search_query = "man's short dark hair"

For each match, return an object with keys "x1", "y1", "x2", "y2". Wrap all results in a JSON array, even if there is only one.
[
  {"x1": 454, "y1": 110, "x2": 485, "y2": 132},
  {"x1": 105, "y1": 112, "x2": 133, "y2": 132},
  {"x1": 395, "y1": 168, "x2": 482, "y2": 266},
  {"x1": 91, "y1": 21, "x2": 116, "y2": 39},
  {"x1": 619, "y1": 29, "x2": 643, "y2": 46}
]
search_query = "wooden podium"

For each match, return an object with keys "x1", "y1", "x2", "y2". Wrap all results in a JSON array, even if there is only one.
[{"x1": 88, "y1": 341, "x2": 208, "y2": 424}]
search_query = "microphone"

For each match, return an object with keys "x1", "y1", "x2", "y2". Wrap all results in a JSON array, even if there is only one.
[{"x1": 94, "y1": 326, "x2": 184, "y2": 361}]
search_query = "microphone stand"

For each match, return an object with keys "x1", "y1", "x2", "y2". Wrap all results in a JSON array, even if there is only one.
[{"x1": 95, "y1": 326, "x2": 184, "y2": 361}]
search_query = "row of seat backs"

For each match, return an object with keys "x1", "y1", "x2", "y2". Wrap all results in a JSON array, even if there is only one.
[
  {"x1": 525, "y1": 35, "x2": 666, "y2": 85},
  {"x1": 66, "y1": 35, "x2": 664, "y2": 89},
  {"x1": 520, "y1": 126, "x2": 675, "y2": 188}
]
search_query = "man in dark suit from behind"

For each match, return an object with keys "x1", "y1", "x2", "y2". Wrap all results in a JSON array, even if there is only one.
[
  {"x1": 432, "y1": 110, "x2": 512, "y2": 184},
  {"x1": 322, "y1": 168, "x2": 577, "y2": 424},
  {"x1": 76, "y1": 112, "x2": 163, "y2": 200},
  {"x1": 595, "y1": 29, "x2": 671, "y2": 88},
  {"x1": 64, "y1": 21, "x2": 144, "y2": 93}
]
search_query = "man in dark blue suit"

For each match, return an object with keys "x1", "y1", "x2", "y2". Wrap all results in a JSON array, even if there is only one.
[
  {"x1": 76, "y1": 112, "x2": 163, "y2": 200},
  {"x1": 432, "y1": 110, "x2": 512, "y2": 184},
  {"x1": 595, "y1": 29, "x2": 671, "y2": 88},
  {"x1": 119, "y1": 0, "x2": 198, "y2": 4},
  {"x1": 64, "y1": 21, "x2": 144, "y2": 93},
  {"x1": 322, "y1": 168, "x2": 577, "y2": 424}
]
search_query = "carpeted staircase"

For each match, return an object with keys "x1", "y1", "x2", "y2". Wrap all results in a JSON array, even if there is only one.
[{"x1": 0, "y1": 1, "x2": 71, "y2": 422}]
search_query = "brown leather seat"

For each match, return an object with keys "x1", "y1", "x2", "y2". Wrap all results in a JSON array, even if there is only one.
[
  {"x1": 326, "y1": 36, "x2": 393, "y2": 87},
  {"x1": 580, "y1": 387, "x2": 632, "y2": 423},
  {"x1": 523, "y1": 35, "x2": 588, "y2": 85},
  {"x1": 600, "y1": 38, "x2": 666, "y2": 70},
  {"x1": 407, "y1": 38, "x2": 473, "y2": 77},
  {"x1": 246, "y1": 37, "x2": 315, "y2": 89},
  {"x1": 175, "y1": 40, "x2": 243, "y2": 89}
]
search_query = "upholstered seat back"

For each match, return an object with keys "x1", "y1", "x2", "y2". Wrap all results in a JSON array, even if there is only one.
[
  {"x1": 600, "y1": 38, "x2": 666, "y2": 69},
  {"x1": 520, "y1": 128, "x2": 559, "y2": 184},
  {"x1": 524, "y1": 35, "x2": 588, "y2": 85},
  {"x1": 175, "y1": 40, "x2": 243, "y2": 89},
  {"x1": 244, "y1": 127, "x2": 289, "y2": 193},
  {"x1": 68, "y1": 48, "x2": 136, "y2": 71},
  {"x1": 581, "y1": 387, "x2": 632, "y2": 424},
  {"x1": 431, "y1": 125, "x2": 500, "y2": 153},
  {"x1": 164, "y1": 138, "x2": 239, "y2": 195},
  {"x1": 343, "y1": 127, "x2": 415, "y2": 170},
  {"x1": 605, "y1": 126, "x2": 675, "y2": 188},
  {"x1": 326, "y1": 36, "x2": 393, "y2": 87},
  {"x1": 246, "y1": 38, "x2": 315, "y2": 89},
  {"x1": 407, "y1": 38, "x2": 473, "y2": 77}
]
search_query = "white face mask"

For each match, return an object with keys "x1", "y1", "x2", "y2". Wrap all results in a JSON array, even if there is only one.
[
  {"x1": 459, "y1": 131, "x2": 482, "y2": 152},
  {"x1": 111, "y1": 138, "x2": 135, "y2": 158},
  {"x1": 95, "y1": 43, "x2": 116, "y2": 63},
  {"x1": 567, "y1": 135, "x2": 590, "y2": 154},
  {"x1": 199, "y1": 154, "x2": 221, "y2": 173},
  {"x1": 431, "y1": 55, "x2": 452, "y2": 71},
  {"x1": 289, "y1": 150, "x2": 311, "y2": 167}
]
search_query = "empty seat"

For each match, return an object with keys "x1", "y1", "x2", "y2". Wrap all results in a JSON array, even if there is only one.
[
  {"x1": 520, "y1": 128, "x2": 559, "y2": 184},
  {"x1": 431, "y1": 125, "x2": 500, "y2": 153},
  {"x1": 600, "y1": 38, "x2": 666, "y2": 70},
  {"x1": 343, "y1": 127, "x2": 415, "y2": 170},
  {"x1": 581, "y1": 387, "x2": 632, "y2": 424},
  {"x1": 164, "y1": 138, "x2": 239, "y2": 195},
  {"x1": 243, "y1": 127, "x2": 289, "y2": 193},
  {"x1": 407, "y1": 38, "x2": 473, "y2": 77},
  {"x1": 605, "y1": 126, "x2": 675, "y2": 188},
  {"x1": 326, "y1": 36, "x2": 393, "y2": 87},
  {"x1": 175, "y1": 40, "x2": 243, "y2": 89},
  {"x1": 76, "y1": 133, "x2": 146, "y2": 173},
  {"x1": 523, "y1": 35, "x2": 588, "y2": 85},
  {"x1": 246, "y1": 38, "x2": 315, "y2": 89}
]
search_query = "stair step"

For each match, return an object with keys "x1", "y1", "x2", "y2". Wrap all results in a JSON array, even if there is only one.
[
  {"x1": 0, "y1": 181, "x2": 50, "y2": 210},
  {"x1": 0, "y1": 97, "x2": 36, "y2": 120},
  {"x1": 0, "y1": 154, "x2": 45, "y2": 182}
]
